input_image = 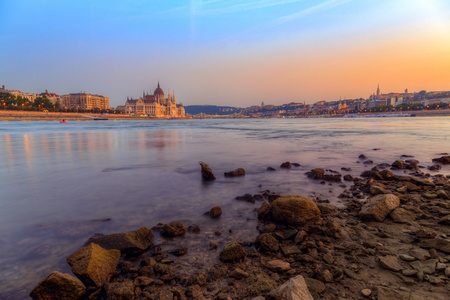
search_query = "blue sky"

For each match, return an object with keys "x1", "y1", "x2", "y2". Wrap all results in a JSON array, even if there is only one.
[{"x1": 1, "y1": 0, "x2": 450, "y2": 107}]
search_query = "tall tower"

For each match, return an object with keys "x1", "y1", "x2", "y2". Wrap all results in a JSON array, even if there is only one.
[{"x1": 376, "y1": 84, "x2": 380, "y2": 97}]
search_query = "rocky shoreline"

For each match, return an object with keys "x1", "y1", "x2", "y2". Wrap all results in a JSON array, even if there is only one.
[{"x1": 31, "y1": 155, "x2": 450, "y2": 299}]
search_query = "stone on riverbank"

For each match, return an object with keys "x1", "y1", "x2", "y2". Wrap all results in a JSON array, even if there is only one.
[
  {"x1": 267, "y1": 275, "x2": 314, "y2": 300},
  {"x1": 66, "y1": 243, "x2": 120, "y2": 288},
  {"x1": 199, "y1": 161, "x2": 216, "y2": 180},
  {"x1": 359, "y1": 194, "x2": 400, "y2": 222},
  {"x1": 219, "y1": 242, "x2": 246, "y2": 262},
  {"x1": 270, "y1": 195, "x2": 321, "y2": 225},
  {"x1": 30, "y1": 271, "x2": 86, "y2": 300},
  {"x1": 256, "y1": 233, "x2": 280, "y2": 253},
  {"x1": 307, "y1": 168, "x2": 325, "y2": 179},
  {"x1": 204, "y1": 206, "x2": 222, "y2": 218},
  {"x1": 432, "y1": 155, "x2": 450, "y2": 164},
  {"x1": 103, "y1": 280, "x2": 135, "y2": 300},
  {"x1": 86, "y1": 226, "x2": 154, "y2": 255},
  {"x1": 161, "y1": 222, "x2": 186, "y2": 237}
]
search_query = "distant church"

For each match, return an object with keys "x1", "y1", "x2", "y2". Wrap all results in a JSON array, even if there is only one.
[{"x1": 124, "y1": 82, "x2": 185, "y2": 118}]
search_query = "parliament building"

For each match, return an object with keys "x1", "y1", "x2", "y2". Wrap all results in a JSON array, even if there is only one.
[{"x1": 124, "y1": 82, "x2": 185, "y2": 118}]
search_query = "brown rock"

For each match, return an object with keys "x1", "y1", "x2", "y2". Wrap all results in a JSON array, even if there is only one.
[
  {"x1": 379, "y1": 255, "x2": 404, "y2": 272},
  {"x1": 224, "y1": 168, "x2": 246, "y2": 177},
  {"x1": 66, "y1": 243, "x2": 120, "y2": 288},
  {"x1": 264, "y1": 259, "x2": 291, "y2": 272},
  {"x1": 199, "y1": 161, "x2": 216, "y2": 180},
  {"x1": 280, "y1": 162, "x2": 292, "y2": 168},
  {"x1": 271, "y1": 195, "x2": 321, "y2": 225},
  {"x1": 219, "y1": 242, "x2": 246, "y2": 262},
  {"x1": 256, "y1": 233, "x2": 280, "y2": 253},
  {"x1": 390, "y1": 207, "x2": 416, "y2": 223},
  {"x1": 103, "y1": 280, "x2": 135, "y2": 300},
  {"x1": 257, "y1": 201, "x2": 272, "y2": 220},
  {"x1": 432, "y1": 155, "x2": 450, "y2": 164},
  {"x1": 359, "y1": 194, "x2": 400, "y2": 222},
  {"x1": 86, "y1": 227, "x2": 154, "y2": 255},
  {"x1": 308, "y1": 168, "x2": 325, "y2": 179},
  {"x1": 204, "y1": 206, "x2": 222, "y2": 218},
  {"x1": 30, "y1": 271, "x2": 86, "y2": 300},
  {"x1": 161, "y1": 222, "x2": 185, "y2": 237}
]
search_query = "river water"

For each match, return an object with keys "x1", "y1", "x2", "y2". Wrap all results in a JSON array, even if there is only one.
[{"x1": 0, "y1": 117, "x2": 449, "y2": 299}]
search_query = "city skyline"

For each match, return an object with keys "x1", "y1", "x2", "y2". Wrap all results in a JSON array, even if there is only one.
[{"x1": 1, "y1": 0, "x2": 450, "y2": 107}]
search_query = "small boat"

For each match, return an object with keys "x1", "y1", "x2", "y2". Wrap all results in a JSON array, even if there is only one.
[
  {"x1": 60, "y1": 119, "x2": 67, "y2": 123},
  {"x1": 93, "y1": 117, "x2": 108, "y2": 121}
]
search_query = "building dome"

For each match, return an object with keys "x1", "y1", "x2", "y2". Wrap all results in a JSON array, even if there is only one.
[{"x1": 154, "y1": 81, "x2": 164, "y2": 97}]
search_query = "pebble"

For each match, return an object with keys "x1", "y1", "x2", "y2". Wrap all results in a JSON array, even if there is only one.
[
  {"x1": 361, "y1": 289, "x2": 372, "y2": 297},
  {"x1": 445, "y1": 267, "x2": 450, "y2": 277}
]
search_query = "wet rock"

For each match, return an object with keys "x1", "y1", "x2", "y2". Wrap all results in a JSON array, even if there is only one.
[
  {"x1": 103, "y1": 280, "x2": 135, "y2": 300},
  {"x1": 370, "y1": 182, "x2": 387, "y2": 195},
  {"x1": 403, "y1": 182, "x2": 421, "y2": 192},
  {"x1": 134, "y1": 276, "x2": 154, "y2": 287},
  {"x1": 281, "y1": 245, "x2": 301, "y2": 256},
  {"x1": 224, "y1": 168, "x2": 245, "y2": 177},
  {"x1": 30, "y1": 271, "x2": 86, "y2": 300},
  {"x1": 189, "y1": 272, "x2": 208, "y2": 286},
  {"x1": 244, "y1": 269, "x2": 277, "y2": 296},
  {"x1": 341, "y1": 167, "x2": 352, "y2": 171},
  {"x1": 317, "y1": 203, "x2": 338, "y2": 215},
  {"x1": 86, "y1": 227, "x2": 154, "y2": 255},
  {"x1": 292, "y1": 163, "x2": 301, "y2": 167},
  {"x1": 343, "y1": 174, "x2": 353, "y2": 181},
  {"x1": 66, "y1": 243, "x2": 120, "y2": 288},
  {"x1": 219, "y1": 242, "x2": 246, "y2": 262},
  {"x1": 428, "y1": 164, "x2": 442, "y2": 171},
  {"x1": 280, "y1": 162, "x2": 292, "y2": 168},
  {"x1": 264, "y1": 259, "x2": 291, "y2": 272},
  {"x1": 326, "y1": 218, "x2": 344, "y2": 239},
  {"x1": 209, "y1": 241, "x2": 218, "y2": 250},
  {"x1": 360, "y1": 170, "x2": 384, "y2": 180},
  {"x1": 256, "y1": 233, "x2": 280, "y2": 253},
  {"x1": 170, "y1": 247, "x2": 188, "y2": 256},
  {"x1": 268, "y1": 275, "x2": 314, "y2": 300},
  {"x1": 307, "y1": 168, "x2": 325, "y2": 179},
  {"x1": 204, "y1": 206, "x2": 222, "y2": 218},
  {"x1": 187, "y1": 224, "x2": 201, "y2": 234},
  {"x1": 419, "y1": 238, "x2": 450, "y2": 253},
  {"x1": 376, "y1": 286, "x2": 405, "y2": 300},
  {"x1": 432, "y1": 155, "x2": 450, "y2": 164},
  {"x1": 229, "y1": 267, "x2": 249, "y2": 279},
  {"x1": 380, "y1": 169, "x2": 395, "y2": 180},
  {"x1": 267, "y1": 167, "x2": 276, "y2": 171},
  {"x1": 410, "y1": 176, "x2": 435, "y2": 186},
  {"x1": 390, "y1": 207, "x2": 416, "y2": 223},
  {"x1": 379, "y1": 255, "x2": 404, "y2": 272},
  {"x1": 359, "y1": 194, "x2": 400, "y2": 222},
  {"x1": 358, "y1": 154, "x2": 367, "y2": 160},
  {"x1": 271, "y1": 195, "x2": 321, "y2": 225},
  {"x1": 392, "y1": 160, "x2": 408, "y2": 169},
  {"x1": 235, "y1": 193, "x2": 256, "y2": 203},
  {"x1": 199, "y1": 161, "x2": 216, "y2": 181},
  {"x1": 161, "y1": 222, "x2": 185, "y2": 237}
]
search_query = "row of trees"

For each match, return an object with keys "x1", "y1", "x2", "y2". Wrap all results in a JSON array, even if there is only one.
[{"x1": 0, "y1": 92, "x2": 123, "y2": 114}]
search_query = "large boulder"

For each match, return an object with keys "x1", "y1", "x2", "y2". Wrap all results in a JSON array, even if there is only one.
[
  {"x1": 359, "y1": 194, "x2": 400, "y2": 222},
  {"x1": 66, "y1": 243, "x2": 120, "y2": 288},
  {"x1": 432, "y1": 155, "x2": 450, "y2": 164},
  {"x1": 161, "y1": 222, "x2": 186, "y2": 237},
  {"x1": 270, "y1": 195, "x2": 321, "y2": 225},
  {"x1": 199, "y1": 161, "x2": 216, "y2": 180},
  {"x1": 267, "y1": 275, "x2": 314, "y2": 300},
  {"x1": 30, "y1": 271, "x2": 86, "y2": 300},
  {"x1": 219, "y1": 242, "x2": 246, "y2": 262},
  {"x1": 86, "y1": 227, "x2": 154, "y2": 255},
  {"x1": 307, "y1": 168, "x2": 324, "y2": 179}
]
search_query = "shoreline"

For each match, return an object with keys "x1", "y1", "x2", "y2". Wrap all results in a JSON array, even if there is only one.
[
  {"x1": 29, "y1": 156, "x2": 450, "y2": 300},
  {"x1": 1, "y1": 109, "x2": 449, "y2": 121}
]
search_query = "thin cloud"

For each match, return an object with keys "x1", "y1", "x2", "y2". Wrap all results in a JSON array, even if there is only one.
[{"x1": 191, "y1": 0, "x2": 306, "y2": 15}]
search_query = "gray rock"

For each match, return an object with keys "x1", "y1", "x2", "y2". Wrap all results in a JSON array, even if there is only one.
[
  {"x1": 379, "y1": 255, "x2": 404, "y2": 272},
  {"x1": 66, "y1": 243, "x2": 120, "y2": 288},
  {"x1": 30, "y1": 271, "x2": 86, "y2": 300},
  {"x1": 268, "y1": 275, "x2": 314, "y2": 300},
  {"x1": 409, "y1": 259, "x2": 437, "y2": 274},
  {"x1": 359, "y1": 194, "x2": 400, "y2": 222}
]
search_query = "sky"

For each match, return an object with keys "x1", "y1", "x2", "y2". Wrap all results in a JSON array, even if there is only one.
[{"x1": 1, "y1": 0, "x2": 450, "y2": 107}]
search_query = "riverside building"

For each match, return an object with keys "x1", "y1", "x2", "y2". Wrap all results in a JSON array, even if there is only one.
[
  {"x1": 124, "y1": 82, "x2": 185, "y2": 118},
  {"x1": 62, "y1": 93, "x2": 109, "y2": 110}
]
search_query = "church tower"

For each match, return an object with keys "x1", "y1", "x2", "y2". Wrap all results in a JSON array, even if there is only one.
[{"x1": 376, "y1": 84, "x2": 380, "y2": 98}]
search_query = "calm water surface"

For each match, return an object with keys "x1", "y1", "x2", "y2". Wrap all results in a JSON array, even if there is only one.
[{"x1": 0, "y1": 117, "x2": 449, "y2": 299}]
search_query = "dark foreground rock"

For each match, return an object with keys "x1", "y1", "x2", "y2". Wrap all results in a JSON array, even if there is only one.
[
  {"x1": 204, "y1": 205, "x2": 222, "y2": 217},
  {"x1": 359, "y1": 194, "x2": 400, "y2": 222},
  {"x1": 30, "y1": 271, "x2": 86, "y2": 300},
  {"x1": 219, "y1": 242, "x2": 246, "y2": 262},
  {"x1": 161, "y1": 222, "x2": 186, "y2": 237},
  {"x1": 267, "y1": 275, "x2": 314, "y2": 300}
]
